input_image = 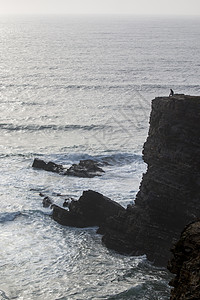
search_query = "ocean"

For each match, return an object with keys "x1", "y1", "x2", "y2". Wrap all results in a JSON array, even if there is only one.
[{"x1": 0, "y1": 15, "x2": 200, "y2": 300}]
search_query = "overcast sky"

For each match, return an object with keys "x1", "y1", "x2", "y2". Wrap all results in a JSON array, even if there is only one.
[{"x1": 0, "y1": 0, "x2": 200, "y2": 15}]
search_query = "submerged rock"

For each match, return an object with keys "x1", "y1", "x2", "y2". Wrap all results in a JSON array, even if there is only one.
[
  {"x1": 52, "y1": 190, "x2": 125, "y2": 228},
  {"x1": 101, "y1": 94, "x2": 200, "y2": 266},
  {"x1": 32, "y1": 158, "x2": 104, "y2": 178},
  {"x1": 168, "y1": 221, "x2": 200, "y2": 300}
]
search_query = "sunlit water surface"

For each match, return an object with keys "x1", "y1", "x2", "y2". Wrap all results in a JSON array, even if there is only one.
[{"x1": 0, "y1": 15, "x2": 200, "y2": 299}]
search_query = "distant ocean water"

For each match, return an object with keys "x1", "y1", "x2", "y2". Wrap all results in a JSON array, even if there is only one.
[{"x1": 0, "y1": 15, "x2": 200, "y2": 300}]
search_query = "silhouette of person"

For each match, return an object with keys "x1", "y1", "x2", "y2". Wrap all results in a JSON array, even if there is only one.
[
  {"x1": 63, "y1": 199, "x2": 69, "y2": 208},
  {"x1": 169, "y1": 89, "x2": 174, "y2": 97}
]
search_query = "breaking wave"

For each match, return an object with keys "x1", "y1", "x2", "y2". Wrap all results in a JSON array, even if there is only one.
[
  {"x1": 1, "y1": 83, "x2": 200, "y2": 93},
  {"x1": 0, "y1": 211, "x2": 21, "y2": 223},
  {"x1": 0, "y1": 123, "x2": 108, "y2": 132},
  {"x1": 33, "y1": 152, "x2": 144, "y2": 168}
]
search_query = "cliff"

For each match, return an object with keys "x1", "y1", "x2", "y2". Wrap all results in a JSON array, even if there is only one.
[{"x1": 102, "y1": 94, "x2": 200, "y2": 266}]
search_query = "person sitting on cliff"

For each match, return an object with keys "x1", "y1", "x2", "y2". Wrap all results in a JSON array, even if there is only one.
[
  {"x1": 63, "y1": 199, "x2": 70, "y2": 208},
  {"x1": 169, "y1": 89, "x2": 174, "y2": 97}
]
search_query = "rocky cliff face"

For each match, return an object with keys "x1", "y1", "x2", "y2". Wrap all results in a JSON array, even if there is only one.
[
  {"x1": 168, "y1": 221, "x2": 200, "y2": 300},
  {"x1": 102, "y1": 94, "x2": 200, "y2": 266}
]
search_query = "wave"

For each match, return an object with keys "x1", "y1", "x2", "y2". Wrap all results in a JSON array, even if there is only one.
[
  {"x1": 96, "y1": 152, "x2": 143, "y2": 166},
  {"x1": 40, "y1": 152, "x2": 143, "y2": 167},
  {"x1": 0, "y1": 83, "x2": 143, "y2": 91},
  {"x1": 0, "y1": 151, "x2": 143, "y2": 169},
  {"x1": 0, "y1": 211, "x2": 21, "y2": 223},
  {"x1": 144, "y1": 83, "x2": 200, "y2": 89},
  {"x1": 0, "y1": 123, "x2": 107, "y2": 132},
  {"x1": 107, "y1": 285, "x2": 144, "y2": 300},
  {"x1": 0, "y1": 152, "x2": 43, "y2": 159},
  {"x1": 107, "y1": 281, "x2": 170, "y2": 300},
  {"x1": 0, "y1": 290, "x2": 9, "y2": 300},
  {"x1": 0, "y1": 209, "x2": 53, "y2": 224},
  {"x1": 2, "y1": 82, "x2": 199, "y2": 92}
]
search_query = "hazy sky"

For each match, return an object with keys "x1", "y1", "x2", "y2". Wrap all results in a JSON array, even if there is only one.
[{"x1": 0, "y1": 0, "x2": 200, "y2": 15}]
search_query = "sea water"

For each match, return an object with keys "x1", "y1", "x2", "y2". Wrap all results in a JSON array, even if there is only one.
[{"x1": 0, "y1": 15, "x2": 200, "y2": 300}]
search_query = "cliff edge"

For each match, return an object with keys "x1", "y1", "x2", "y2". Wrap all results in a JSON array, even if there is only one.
[{"x1": 102, "y1": 94, "x2": 200, "y2": 266}]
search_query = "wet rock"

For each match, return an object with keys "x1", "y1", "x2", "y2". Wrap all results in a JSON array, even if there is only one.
[
  {"x1": 66, "y1": 159, "x2": 104, "y2": 178},
  {"x1": 101, "y1": 94, "x2": 200, "y2": 266},
  {"x1": 42, "y1": 196, "x2": 53, "y2": 208},
  {"x1": 52, "y1": 190, "x2": 125, "y2": 228},
  {"x1": 39, "y1": 192, "x2": 45, "y2": 197},
  {"x1": 32, "y1": 158, "x2": 104, "y2": 178},
  {"x1": 168, "y1": 221, "x2": 200, "y2": 300},
  {"x1": 32, "y1": 158, "x2": 65, "y2": 174}
]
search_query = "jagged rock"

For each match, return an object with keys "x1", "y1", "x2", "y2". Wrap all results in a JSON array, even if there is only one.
[
  {"x1": 66, "y1": 159, "x2": 104, "y2": 178},
  {"x1": 102, "y1": 94, "x2": 200, "y2": 266},
  {"x1": 52, "y1": 190, "x2": 125, "y2": 228},
  {"x1": 168, "y1": 221, "x2": 200, "y2": 300},
  {"x1": 32, "y1": 158, "x2": 104, "y2": 178},
  {"x1": 32, "y1": 158, "x2": 65, "y2": 173}
]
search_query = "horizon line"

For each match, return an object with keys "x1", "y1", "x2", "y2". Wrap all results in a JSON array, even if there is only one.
[{"x1": 0, "y1": 13, "x2": 200, "y2": 17}]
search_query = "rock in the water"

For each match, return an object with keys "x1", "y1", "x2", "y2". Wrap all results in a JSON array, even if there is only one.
[
  {"x1": 102, "y1": 94, "x2": 200, "y2": 266},
  {"x1": 42, "y1": 196, "x2": 53, "y2": 208},
  {"x1": 168, "y1": 221, "x2": 200, "y2": 300},
  {"x1": 32, "y1": 158, "x2": 104, "y2": 178},
  {"x1": 66, "y1": 159, "x2": 104, "y2": 178},
  {"x1": 32, "y1": 158, "x2": 65, "y2": 174},
  {"x1": 52, "y1": 190, "x2": 125, "y2": 228}
]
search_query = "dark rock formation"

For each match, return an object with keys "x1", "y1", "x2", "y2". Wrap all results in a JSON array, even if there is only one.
[
  {"x1": 66, "y1": 159, "x2": 104, "y2": 177},
  {"x1": 52, "y1": 190, "x2": 125, "y2": 228},
  {"x1": 32, "y1": 158, "x2": 104, "y2": 178},
  {"x1": 168, "y1": 221, "x2": 200, "y2": 300},
  {"x1": 32, "y1": 158, "x2": 64, "y2": 173},
  {"x1": 102, "y1": 94, "x2": 200, "y2": 266}
]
